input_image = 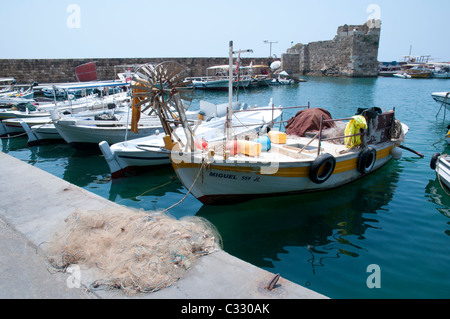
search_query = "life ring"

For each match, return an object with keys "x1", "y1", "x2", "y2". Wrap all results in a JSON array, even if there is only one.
[
  {"x1": 309, "y1": 153, "x2": 336, "y2": 184},
  {"x1": 430, "y1": 153, "x2": 441, "y2": 170},
  {"x1": 357, "y1": 146, "x2": 377, "y2": 174}
]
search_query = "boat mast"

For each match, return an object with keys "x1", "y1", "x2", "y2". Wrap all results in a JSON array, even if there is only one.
[
  {"x1": 227, "y1": 41, "x2": 233, "y2": 142},
  {"x1": 227, "y1": 41, "x2": 253, "y2": 142}
]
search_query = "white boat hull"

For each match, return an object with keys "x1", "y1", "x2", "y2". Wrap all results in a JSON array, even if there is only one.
[
  {"x1": 25, "y1": 123, "x2": 62, "y2": 145},
  {"x1": 191, "y1": 78, "x2": 250, "y2": 90},
  {"x1": 434, "y1": 154, "x2": 450, "y2": 190},
  {"x1": 172, "y1": 141, "x2": 396, "y2": 205},
  {"x1": 54, "y1": 122, "x2": 162, "y2": 149},
  {"x1": 432, "y1": 92, "x2": 450, "y2": 107}
]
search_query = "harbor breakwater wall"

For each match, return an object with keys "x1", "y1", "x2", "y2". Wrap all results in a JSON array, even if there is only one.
[
  {"x1": 282, "y1": 20, "x2": 381, "y2": 77},
  {"x1": 0, "y1": 57, "x2": 273, "y2": 84}
]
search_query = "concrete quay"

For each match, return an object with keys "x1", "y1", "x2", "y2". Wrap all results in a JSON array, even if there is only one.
[{"x1": 0, "y1": 151, "x2": 328, "y2": 299}]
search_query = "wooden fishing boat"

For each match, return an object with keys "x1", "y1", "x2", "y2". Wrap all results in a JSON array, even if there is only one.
[{"x1": 170, "y1": 107, "x2": 408, "y2": 204}]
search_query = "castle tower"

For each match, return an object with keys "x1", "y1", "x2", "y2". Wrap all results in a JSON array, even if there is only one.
[{"x1": 282, "y1": 20, "x2": 381, "y2": 77}]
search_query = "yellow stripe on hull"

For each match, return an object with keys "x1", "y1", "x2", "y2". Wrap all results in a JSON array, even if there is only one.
[{"x1": 172, "y1": 145, "x2": 394, "y2": 178}]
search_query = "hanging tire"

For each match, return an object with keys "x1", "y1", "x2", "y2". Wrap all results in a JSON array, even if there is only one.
[
  {"x1": 430, "y1": 153, "x2": 441, "y2": 170},
  {"x1": 309, "y1": 153, "x2": 336, "y2": 184},
  {"x1": 357, "y1": 147, "x2": 377, "y2": 174}
]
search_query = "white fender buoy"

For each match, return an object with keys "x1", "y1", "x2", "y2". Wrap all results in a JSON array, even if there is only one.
[{"x1": 391, "y1": 146, "x2": 402, "y2": 160}]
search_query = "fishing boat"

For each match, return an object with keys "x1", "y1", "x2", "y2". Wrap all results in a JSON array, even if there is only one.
[
  {"x1": 52, "y1": 110, "x2": 163, "y2": 150},
  {"x1": 99, "y1": 100, "x2": 282, "y2": 177},
  {"x1": 270, "y1": 71, "x2": 295, "y2": 85},
  {"x1": 187, "y1": 65, "x2": 251, "y2": 90},
  {"x1": 21, "y1": 122, "x2": 62, "y2": 145},
  {"x1": 2, "y1": 116, "x2": 53, "y2": 135},
  {"x1": 431, "y1": 63, "x2": 450, "y2": 79},
  {"x1": 0, "y1": 77, "x2": 16, "y2": 92},
  {"x1": 169, "y1": 106, "x2": 408, "y2": 204},
  {"x1": 0, "y1": 82, "x2": 132, "y2": 139},
  {"x1": 430, "y1": 153, "x2": 450, "y2": 191},
  {"x1": 134, "y1": 42, "x2": 409, "y2": 205},
  {"x1": 16, "y1": 106, "x2": 130, "y2": 143},
  {"x1": 239, "y1": 64, "x2": 272, "y2": 87},
  {"x1": 393, "y1": 65, "x2": 432, "y2": 79},
  {"x1": 0, "y1": 81, "x2": 38, "y2": 106},
  {"x1": 378, "y1": 61, "x2": 404, "y2": 77}
]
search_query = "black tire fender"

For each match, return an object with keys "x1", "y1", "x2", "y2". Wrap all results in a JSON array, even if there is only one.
[
  {"x1": 357, "y1": 146, "x2": 377, "y2": 174},
  {"x1": 430, "y1": 153, "x2": 441, "y2": 170},
  {"x1": 309, "y1": 153, "x2": 336, "y2": 184}
]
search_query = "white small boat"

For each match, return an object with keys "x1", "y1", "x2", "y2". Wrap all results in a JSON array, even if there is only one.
[
  {"x1": 393, "y1": 66, "x2": 432, "y2": 79},
  {"x1": 0, "y1": 81, "x2": 37, "y2": 105},
  {"x1": 431, "y1": 64, "x2": 450, "y2": 79},
  {"x1": 393, "y1": 73, "x2": 411, "y2": 79},
  {"x1": 270, "y1": 71, "x2": 295, "y2": 85},
  {"x1": 99, "y1": 100, "x2": 282, "y2": 177},
  {"x1": 431, "y1": 153, "x2": 450, "y2": 191},
  {"x1": 17, "y1": 107, "x2": 130, "y2": 143},
  {"x1": 22, "y1": 122, "x2": 62, "y2": 145},
  {"x1": 0, "y1": 91, "x2": 130, "y2": 121},
  {"x1": 52, "y1": 109, "x2": 164, "y2": 150},
  {"x1": 271, "y1": 77, "x2": 295, "y2": 85},
  {"x1": 2, "y1": 116, "x2": 53, "y2": 135}
]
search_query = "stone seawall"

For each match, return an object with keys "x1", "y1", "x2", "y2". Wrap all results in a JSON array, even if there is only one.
[{"x1": 0, "y1": 57, "x2": 272, "y2": 84}]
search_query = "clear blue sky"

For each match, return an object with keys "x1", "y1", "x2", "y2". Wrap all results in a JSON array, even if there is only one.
[{"x1": 1, "y1": 0, "x2": 449, "y2": 62}]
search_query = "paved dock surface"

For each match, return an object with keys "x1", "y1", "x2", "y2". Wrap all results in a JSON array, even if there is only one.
[{"x1": 0, "y1": 151, "x2": 327, "y2": 299}]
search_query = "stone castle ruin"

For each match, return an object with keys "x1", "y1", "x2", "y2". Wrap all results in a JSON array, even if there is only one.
[{"x1": 282, "y1": 20, "x2": 381, "y2": 77}]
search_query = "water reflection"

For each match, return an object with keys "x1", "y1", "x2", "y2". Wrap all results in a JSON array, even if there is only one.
[
  {"x1": 196, "y1": 161, "x2": 401, "y2": 271},
  {"x1": 425, "y1": 143, "x2": 450, "y2": 236},
  {"x1": 108, "y1": 166, "x2": 177, "y2": 202},
  {"x1": 63, "y1": 150, "x2": 110, "y2": 187}
]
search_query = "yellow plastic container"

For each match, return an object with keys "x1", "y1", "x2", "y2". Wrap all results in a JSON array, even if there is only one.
[
  {"x1": 268, "y1": 131, "x2": 287, "y2": 144},
  {"x1": 237, "y1": 140, "x2": 262, "y2": 157}
]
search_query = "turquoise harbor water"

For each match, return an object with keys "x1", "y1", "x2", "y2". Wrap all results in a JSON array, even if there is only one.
[{"x1": 2, "y1": 76, "x2": 450, "y2": 299}]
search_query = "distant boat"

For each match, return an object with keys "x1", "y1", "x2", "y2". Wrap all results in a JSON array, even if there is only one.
[
  {"x1": 378, "y1": 61, "x2": 404, "y2": 77},
  {"x1": 186, "y1": 65, "x2": 251, "y2": 90},
  {"x1": 431, "y1": 63, "x2": 450, "y2": 79},
  {"x1": 271, "y1": 71, "x2": 295, "y2": 85},
  {"x1": 394, "y1": 67, "x2": 432, "y2": 79},
  {"x1": 0, "y1": 81, "x2": 37, "y2": 105}
]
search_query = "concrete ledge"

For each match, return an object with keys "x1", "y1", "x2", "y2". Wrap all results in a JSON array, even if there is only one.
[{"x1": 0, "y1": 151, "x2": 327, "y2": 299}]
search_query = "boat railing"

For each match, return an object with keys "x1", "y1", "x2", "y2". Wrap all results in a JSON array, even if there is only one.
[
  {"x1": 316, "y1": 116, "x2": 365, "y2": 156},
  {"x1": 232, "y1": 103, "x2": 310, "y2": 129}
]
